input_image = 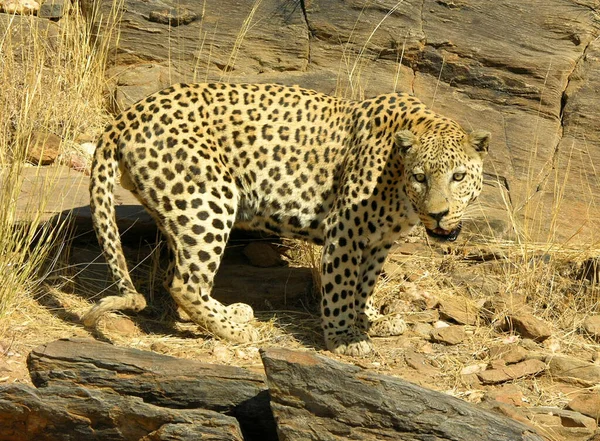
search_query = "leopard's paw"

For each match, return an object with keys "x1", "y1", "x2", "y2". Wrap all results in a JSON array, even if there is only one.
[
  {"x1": 225, "y1": 303, "x2": 254, "y2": 323},
  {"x1": 368, "y1": 314, "x2": 407, "y2": 337},
  {"x1": 325, "y1": 327, "x2": 373, "y2": 356}
]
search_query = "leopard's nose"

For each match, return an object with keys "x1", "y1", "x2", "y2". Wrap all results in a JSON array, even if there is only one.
[{"x1": 428, "y1": 210, "x2": 449, "y2": 224}]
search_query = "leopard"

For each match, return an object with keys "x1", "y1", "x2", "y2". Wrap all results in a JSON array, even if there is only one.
[{"x1": 83, "y1": 82, "x2": 490, "y2": 356}]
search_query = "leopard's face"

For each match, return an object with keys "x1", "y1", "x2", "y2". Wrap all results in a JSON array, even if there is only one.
[{"x1": 396, "y1": 129, "x2": 490, "y2": 241}]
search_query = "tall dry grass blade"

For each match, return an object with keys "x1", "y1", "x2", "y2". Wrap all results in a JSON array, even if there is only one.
[
  {"x1": 221, "y1": 0, "x2": 263, "y2": 82},
  {"x1": 0, "y1": 3, "x2": 119, "y2": 330}
]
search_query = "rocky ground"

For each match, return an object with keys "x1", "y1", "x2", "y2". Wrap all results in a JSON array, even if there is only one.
[
  {"x1": 3, "y1": 235, "x2": 600, "y2": 441},
  {"x1": 3, "y1": 165, "x2": 600, "y2": 440}
]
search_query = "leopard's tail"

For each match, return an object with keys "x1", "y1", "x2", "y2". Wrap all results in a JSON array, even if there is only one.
[{"x1": 82, "y1": 131, "x2": 147, "y2": 327}]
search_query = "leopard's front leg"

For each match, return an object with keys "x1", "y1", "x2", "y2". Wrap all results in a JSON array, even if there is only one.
[
  {"x1": 355, "y1": 242, "x2": 407, "y2": 337},
  {"x1": 320, "y1": 216, "x2": 372, "y2": 356}
]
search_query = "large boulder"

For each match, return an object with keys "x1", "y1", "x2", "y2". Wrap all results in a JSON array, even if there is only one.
[{"x1": 82, "y1": 0, "x2": 600, "y2": 242}]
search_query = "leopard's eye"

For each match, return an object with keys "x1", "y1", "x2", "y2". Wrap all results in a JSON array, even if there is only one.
[
  {"x1": 453, "y1": 172, "x2": 466, "y2": 182},
  {"x1": 413, "y1": 173, "x2": 426, "y2": 183}
]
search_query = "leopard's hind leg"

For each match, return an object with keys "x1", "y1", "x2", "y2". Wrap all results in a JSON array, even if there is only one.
[
  {"x1": 163, "y1": 247, "x2": 254, "y2": 324},
  {"x1": 163, "y1": 175, "x2": 258, "y2": 343},
  {"x1": 83, "y1": 136, "x2": 147, "y2": 327}
]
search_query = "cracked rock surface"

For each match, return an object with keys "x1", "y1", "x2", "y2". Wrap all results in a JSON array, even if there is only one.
[{"x1": 83, "y1": 0, "x2": 600, "y2": 242}]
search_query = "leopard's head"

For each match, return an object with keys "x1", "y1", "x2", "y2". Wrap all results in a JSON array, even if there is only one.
[{"x1": 396, "y1": 127, "x2": 490, "y2": 241}]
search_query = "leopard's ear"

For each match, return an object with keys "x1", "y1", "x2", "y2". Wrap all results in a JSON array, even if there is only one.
[
  {"x1": 394, "y1": 130, "x2": 417, "y2": 155},
  {"x1": 468, "y1": 130, "x2": 490, "y2": 155}
]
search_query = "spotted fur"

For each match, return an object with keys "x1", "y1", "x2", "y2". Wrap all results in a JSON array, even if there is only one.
[{"x1": 83, "y1": 83, "x2": 490, "y2": 356}]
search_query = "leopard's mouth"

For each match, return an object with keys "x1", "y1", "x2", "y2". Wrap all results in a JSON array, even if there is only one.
[{"x1": 425, "y1": 223, "x2": 462, "y2": 242}]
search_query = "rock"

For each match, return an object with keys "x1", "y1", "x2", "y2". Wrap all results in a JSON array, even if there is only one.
[
  {"x1": 582, "y1": 315, "x2": 600, "y2": 340},
  {"x1": 150, "y1": 341, "x2": 171, "y2": 354},
  {"x1": 437, "y1": 298, "x2": 479, "y2": 325},
  {"x1": 11, "y1": 166, "x2": 156, "y2": 239},
  {"x1": 102, "y1": 316, "x2": 139, "y2": 335},
  {"x1": 68, "y1": 153, "x2": 90, "y2": 174},
  {"x1": 68, "y1": 144, "x2": 92, "y2": 173},
  {"x1": 404, "y1": 309, "x2": 439, "y2": 324},
  {"x1": 234, "y1": 347, "x2": 259, "y2": 361},
  {"x1": 242, "y1": 242, "x2": 286, "y2": 268},
  {"x1": 1, "y1": 0, "x2": 39, "y2": 14},
  {"x1": 430, "y1": 325, "x2": 466, "y2": 345},
  {"x1": 567, "y1": 392, "x2": 600, "y2": 420},
  {"x1": 381, "y1": 259, "x2": 405, "y2": 279},
  {"x1": 523, "y1": 407, "x2": 597, "y2": 441},
  {"x1": 147, "y1": 7, "x2": 199, "y2": 26},
  {"x1": 27, "y1": 131, "x2": 61, "y2": 165},
  {"x1": 0, "y1": 359, "x2": 13, "y2": 373},
  {"x1": 461, "y1": 373, "x2": 482, "y2": 389},
  {"x1": 450, "y1": 270, "x2": 502, "y2": 298},
  {"x1": 412, "y1": 322, "x2": 434, "y2": 339},
  {"x1": 83, "y1": 0, "x2": 309, "y2": 86},
  {"x1": 547, "y1": 355, "x2": 600, "y2": 387},
  {"x1": 214, "y1": 263, "x2": 313, "y2": 309},
  {"x1": 38, "y1": 0, "x2": 66, "y2": 19},
  {"x1": 558, "y1": 37, "x2": 600, "y2": 243},
  {"x1": 504, "y1": 314, "x2": 553, "y2": 342},
  {"x1": 559, "y1": 409, "x2": 595, "y2": 429},
  {"x1": 261, "y1": 348, "x2": 544, "y2": 441},
  {"x1": 461, "y1": 363, "x2": 487, "y2": 376},
  {"x1": 482, "y1": 401, "x2": 535, "y2": 429},
  {"x1": 520, "y1": 339, "x2": 541, "y2": 351},
  {"x1": 541, "y1": 337, "x2": 561, "y2": 353},
  {"x1": 0, "y1": 10, "x2": 60, "y2": 61},
  {"x1": 477, "y1": 359, "x2": 546, "y2": 385},
  {"x1": 484, "y1": 385, "x2": 525, "y2": 407},
  {"x1": 480, "y1": 296, "x2": 531, "y2": 324},
  {"x1": 404, "y1": 350, "x2": 440, "y2": 377},
  {"x1": 79, "y1": 141, "x2": 96, "y2": 156},
  {"x1": 489, "y1": 345, "x2": 529, "y2": 364},
  {"x1": 0, "y1": 383, "x2": 244, "y2": 441},
  {"x1": 489, "y1": 359, "x2": 508, "y2": 370},
  {"x1": 211, "y1": 342, "x2": 232, "y2": 363},
  {"x1": 463, "y1": 218, "x2": 513, "y2": 241},
  {"x1": 27, "y1": 339, "x2": 277, "y2": 440},
  {"x1": 490, "y1": 402, "x2": 598, "y2": 441},
  {"x1": 379, "y1": 299, "x2": 412, "y2": 317},
  {"x1": 106, "y1": 64, "x2": 185, "y2": 112},
  {"x1": 389, "y1": 241, "x2": 435, "y2": 257},
  {"x1": 407, "y1": 286, "x2": 439, "y2": 310}
]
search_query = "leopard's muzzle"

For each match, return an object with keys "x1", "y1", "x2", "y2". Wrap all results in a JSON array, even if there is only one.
[{"x1": 425, "y1": 222, "x2": 462, "y2": 242}]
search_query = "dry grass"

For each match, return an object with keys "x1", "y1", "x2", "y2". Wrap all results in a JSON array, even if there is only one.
[
  {"x1": 0, "y1": 2, "x2": 117, "y2": 332},
  {"x1": 335, "y1": 1, "x2": 407, "y2": 100},
  {"x1": 0, "y1": 6, "x2": 113, "y2": 165}
]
